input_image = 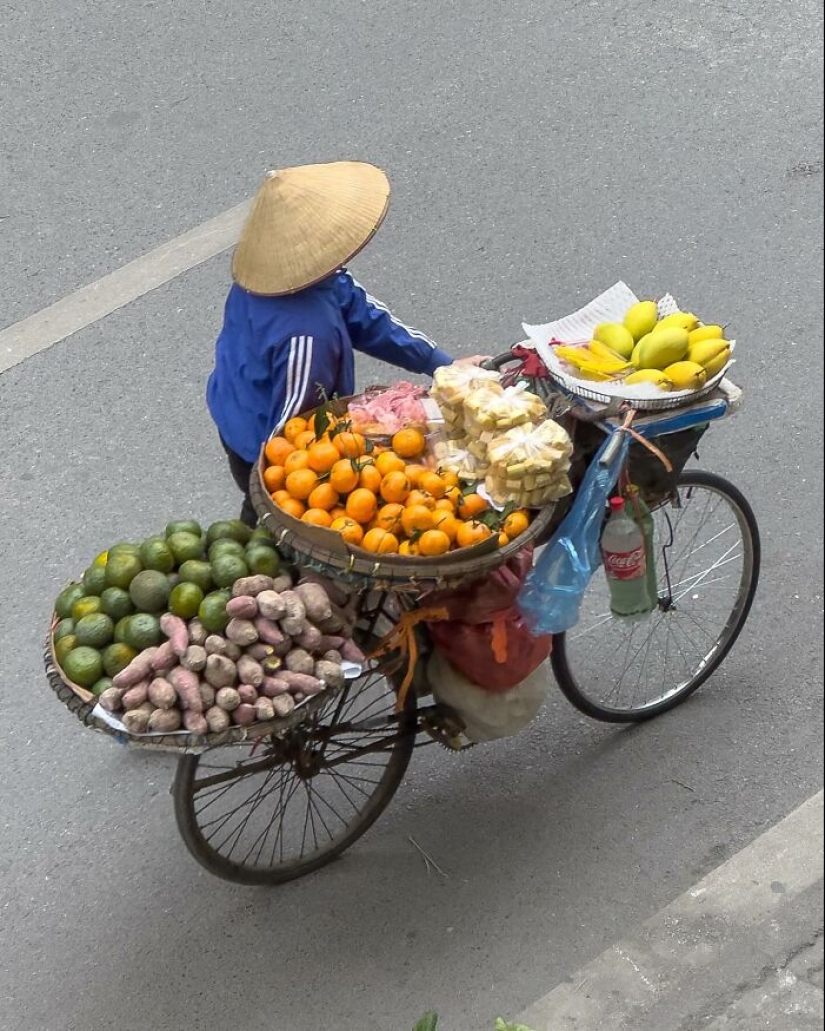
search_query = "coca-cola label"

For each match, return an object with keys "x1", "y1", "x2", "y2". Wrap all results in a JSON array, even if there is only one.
[{"x1": 602, "y1": 544, "x2": 646, "y2": 581}]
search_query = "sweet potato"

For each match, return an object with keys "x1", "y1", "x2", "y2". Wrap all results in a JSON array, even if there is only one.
[
  {"x1": 204, "y1": 654, "x2": 237, "y2": 689},
  {"x1": 150, "y1": 640, "x2": 177, "y2": 673},
  {"x1": 339, "y1": 639, "x2": 367, "y2": 664},
  {"x1": 147, "y1": 708, "x2": 183, "y2": 733},
  {"x1": 122, "y1": 681, "x2": 150, "y2": 710},
  {"x1": 224, "y1": 641, "x2": 242, "y2": 661},
  {"x1": 313, "y1": 660, "x2": 345, "y2": 689},
  {"x1": 256, "y1": 591, "x2": 287, "y2": 621},
  {"x1": 294, "y1": 582, "x2": 333, "y2": 625},
  {"x1": 271, "y1": 635, "x2": 293, "y2": 658},
  {"x1": 112, "y1": 649, "x2": 156, "y2": 689},
  {"x1": 317, "y1": 635, "x2": 345, "y2": 653},
  {"x1": 237, "y1": 655, "x2": 264, "y2": 688},
  {"x1": 231, "y1": 703, "x2": 257, "y2": 726},
  {"x1": 181, "y1": 645, "x2": 207, "y2": 672},
  {"x1": 204, "y1": 705, "x2": 231, "y2": 733},
  {"x1": 215, "y1": 687, "x2": 241, "y2": 712},
  {"x1": 225, "y1": 618, "x2": 259, "y2": 647},
  {"x1": 261, "y1": 655, "x2": 283, "y2": 675},
  {"x1": 254, "y1": 616, "x2": 286, "y2": 647},
  {"x1": 183, "y1": 711, "x2": 208, "y2": 735},
  {"x1": 278, "y1": 671, "x2": 324, "y2": 695},
  {"x1": 231, "y1": 575, "x2": 274, "y2": 598},
  {"x1": 168, "y1": 666, "x2": 204, "y2": 713},
  {"x1": 298, "y1": 572, "x2": 350, "y2": 608},
  {"x1": 279, "y1": 591, "x2": 307, "y2": 635},
  {"x1": 261, "y1": 676, "x2": 290, "y2": 697},
  {"x1": 272, "y1": 694, "x2": 296, "y2": 717},
  {"x1": 122, "y1": 709, "x2": 151, "y2": 734},
  {"x1": 199, "y1": 682, "x2": 216, "y2": 709},
  {"x1": 204, "y1": 634, "x2": 228, "y2": 655},
  {"x1": 148, "y1": 677, "x2": 177, "y2": 710},
  {"x1": 284, "y1": 648, "x2": 314, "y2": 675},
  {"x1": 237, "y1": 684, "x2": 259, "y2": 705},
  {"x1": 247, "y1": 642, "x2": 274, "y2": 661},
  {"x1": 271, "y1": 574, "x2": 294, "y2": 594},
  {"x1": 255, "y1": 697, "x2": 275, "y2": 722},
  {"x1": 187, "y1": 618, "x2": 208, "y2": 645},
  {"x1": 225, "y1": 595, "x2": 259, "y2": 620},
  {"x1": 98, "y1": 687, "x2": 125, "y2": 712},
  {"x1": 322, "y1": 650, "x2": 343, "y2": 665},
  {"x1": 294, "y1": 625, "x2": 323, "y2": 652},
  {"x1": 160, "y1": 613, "x2": 189, "y2": 657}
]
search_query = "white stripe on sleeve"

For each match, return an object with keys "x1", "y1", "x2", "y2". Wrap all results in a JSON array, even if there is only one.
[
  {"x1": 348, "y1": 274, "x2": 437, "y2": 350},
  {"x1": 277, "y1": 334, "x2": 315, "y2": 429}
]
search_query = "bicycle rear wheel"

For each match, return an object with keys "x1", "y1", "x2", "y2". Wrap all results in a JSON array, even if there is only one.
[{"x1": 551, "y1": 470, "x2": 760, "y2": 722}]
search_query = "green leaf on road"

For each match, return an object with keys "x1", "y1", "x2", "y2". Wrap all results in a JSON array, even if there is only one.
[
  {"x1": 495, "y1": 1021, "x2": 537, "y2": 1031},
  {"x1": 413, "y1": 1015, "x2": 439, "y2": 1031}
]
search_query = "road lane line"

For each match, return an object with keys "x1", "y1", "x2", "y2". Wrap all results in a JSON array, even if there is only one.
[
  {"x1": 509, "y1": 790, "x2": 824, "y2": 1030},
  {"x1": 0, "y1": 200, "x2": 250, "y2": 375}
]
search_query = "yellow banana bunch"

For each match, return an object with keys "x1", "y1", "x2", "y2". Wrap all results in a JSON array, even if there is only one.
[{"x1": 555, "y1": 343, "x2": 631, "y2": 382}]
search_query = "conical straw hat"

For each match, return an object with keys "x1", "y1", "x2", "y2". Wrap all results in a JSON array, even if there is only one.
[{"x1": 231, "y1": 161, "x2": 391, "y2": 295}]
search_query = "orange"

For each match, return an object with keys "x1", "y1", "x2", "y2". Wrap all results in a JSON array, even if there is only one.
[
  {"x1": 375, "y1": 503, "x2": 405, "y2": 534},
  {"x1": 307, "y1": 439, "x2": 341, "y2": 474},
  {"x1": 440, "y1": 470, "x2": 460, "y2": 489},
  {"x1": 418, "y1": 472, "x2": 447, "y2": 499},
  {"x1": 498, "y1": 532, "x2": 510, "y2": 547},
  {"x1": 333, "y1": 431, "x2": 367, "y2": 458},
  {"x1": 405, "y1": 463, "x2": 428, "y2": 487},
  {"x1": 263, "y1": 465, "x2": 286, "y2": 492},
  {"x1": 456, "y1": 520, "x2": 492, "y2": 548},
  {"x1": 374, "y1": 451, "x2": 406, "y2": 477},
  {"x1": 285, "y1": 468, "x2": 319, "y2": 501},
  {"x1": 295, "y1": 429, "x2": 317, "y2": 451},
  {"x1": 406, "y1": 489, "x2": 436, "y2": 511},
  {"x1": 391, "y1": 428, "x2": 426, "y2": 459},
  {"x1": 308, "y1": 412, "x2": 338, "y2": 435},
  {"x1": 432, "y1": 510, "x2": 460, "y2": 541},
  {"x1": 329, "y1": 459, "x2": 360, "y2": 495},
  {"x1": 380, "y1": 471, "x2": 411, "y2": 504},
  {"x1": 362, "y1": 528, "x2": 400, "y2": 554},
  {"x1": 265, "y1": 436, "x2": 295, "y2": 467},
  {"x1": 329, "y1": 506, "x2": 348, "y2": 521},
  {"x1": 302, "y1": 508, "x2": 333, "y2": 528},
  {"x1": 346, "y1": 488, "x2": 379, "y2": 525},
  {"x1": 443, "y1": 485, "x2": 463, "y2": 508},
  {"x1": 418, "y1": 529, "x2": 451, "y2": 556},
  {"x1": 401, "y1": 504, "x2": 435, "y2": 537},
  {"x1": 308, "y1": 483, "x2": 340, "y2": 512},
  {"x1": 399, "y1": 540, "x2": 419, "y2": 557},
  {"x1": 331, "y1": 516, "x2": 364, "y2": 546},
  {"x1": 459, "y1": 492, "x2": 490, "y2": 520},
  {"x1": 503, "y1": 509, "x2": 531, "y2": 540},
  {"x1": 358, "y1": 463, "x2": 383, "y2": 494},
  {"x1": 284, "y1": 449, "x2": 311, "y2": 475},
  {"x1": 277, "y1": 497, "x2": 306, "y2": 520},
  {"x1": 283, "y1": 417, "x2": 308, "y2": 444},
  {"x1": 271, "y1": 489, "x2": 292, "y2": 507},
  {"x1": 435, "y1": 497, "x2": 456, "y2": 513}
]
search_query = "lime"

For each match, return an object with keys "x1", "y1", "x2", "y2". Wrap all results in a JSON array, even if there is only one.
[
  {"x1": 248, "y1": 530, "x2": 279, "y2": 551},
  {"x1": 208, "y1": 539, "x2": 246, "y2": 563},
  {"x1": 198, "y1": 591, "x2": 230, "y2": 633},
  {"x1": 211, "y1": 553, "x2": 249, "y2": 589},
  {"x1": 53, "y1": 618, "x2": 76, "y2": 643},
  {"x1": 113, "y1": 616, "x2": 133, "y2": 644},
  {"x1": 62, "y1": 646, "x2": 104, "y2": 688},
  {"x1": 139, "y1": 536, "x2": 176, "y2": 574},
  {"x1": 108, "y1": 542, "x2": 142, "y2": 559},
  {"x1": 245, "y1": 545, "x2": 281, "y2": 577},
  {"x1": 90, "y1": 677, "x2": 114, "y2": 697},
  {"x1": 55, "y1": 583, "x2": 85, "y2": 619},
  {"x1": 166, "y1": 520, "x2": 203, "y2": 539},
  {"x1": 82, "y1": 564, "x2": 108, "y2": 596},
  {"x1": 93, "y1": 550, "x2": 109, "y2": 567},
  {"x1": 168, "y1": 582, "x2": 204, "y2": 620},
  {"x1": 54, "y1": 635, "x2": 78, "y2": 664},
  {"x1": 123, "y1": 613, "x2": 162, "y2": 650},
  {"x1": 72, "y1": 596, "x2": 102, "y2": 621},
  {"x1": 206, "y1": 519, "x2": 253, "y2": 546},
  {"x1": 104, "y1": 552, "x2": 143, "y2": 590},
  {"x1": 99, "y1": 586, "x2": 135, "y2": 622},
  {"x1": 178, "y1": 560, "x2": 214, "y2": 593},
  {"x1": 129, "y1": 570, "x2": 171, "y2": 614},
  {"x1": 102, "y1": 642, "x2": 138, "y2": 677},
  {"x1": 167, "y1": 531, "x2": 206, "y2": 564},
  {"x1": 75, "y1": 613, "x2": 115, "y2": 649}
]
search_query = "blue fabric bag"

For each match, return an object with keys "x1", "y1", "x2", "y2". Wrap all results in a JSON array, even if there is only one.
[{"x1": 518, "y1": 431, "x2": 630, "y2": 635}]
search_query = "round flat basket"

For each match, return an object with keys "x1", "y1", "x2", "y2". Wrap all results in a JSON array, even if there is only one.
[
  {"x1": 44, "y1": 622, "x2": 342, "y2": 754},
  {"x1": 250, "y1": 449, "x2": 559, "y2": 591}
]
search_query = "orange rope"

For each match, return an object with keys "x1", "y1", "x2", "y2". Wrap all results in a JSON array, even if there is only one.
[
  {"x1": 369, "y1": 607, "x2": 450, "y2": 711},
  {"x1": 491, "y1": 613, "x2": 509, "y2": 664}
]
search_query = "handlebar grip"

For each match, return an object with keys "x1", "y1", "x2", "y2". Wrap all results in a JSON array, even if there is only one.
[
  {"x1": 599, "y1": 431, "x2": 625, "y2": 468},
  {"x1": 482, "y1": 352, "x2": 517, "y2": 372}
]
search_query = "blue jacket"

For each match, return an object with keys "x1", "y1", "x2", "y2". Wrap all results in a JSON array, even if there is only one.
[{"x1": 207, "y1": 270, "x2": 454, "y2": 461}]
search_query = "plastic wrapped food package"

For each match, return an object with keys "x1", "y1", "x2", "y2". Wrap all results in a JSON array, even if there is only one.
[
  {"x1": 464, "y1": 382, "x2": 548, "y2": 438},
  {"x1": 485, "y1": 420, "x2": 574, "y2": 507},
  {"x1": 430, "y1": 365, "x2": 503, "y2": 433},
  {"x1": 431, "y1": 436, "x2": 488, "y2": 480}
]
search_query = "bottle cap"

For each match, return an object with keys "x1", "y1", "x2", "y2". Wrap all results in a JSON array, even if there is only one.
[{"x1": 609, "y1": 497, "x2": 625, "y2": 513}]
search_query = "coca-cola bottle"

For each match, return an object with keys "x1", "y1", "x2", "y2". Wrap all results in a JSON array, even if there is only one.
[
  {"x1": 601, "y1": 497, "x2": 654, "y2": 619},
  {"x1": 625, "y1": 485, "x2": 659, "y2": 612}
]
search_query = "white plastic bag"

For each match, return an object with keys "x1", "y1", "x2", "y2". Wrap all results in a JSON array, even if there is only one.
[{"x1": 429, "y1": 648, "x2": 549, "y2": 742}]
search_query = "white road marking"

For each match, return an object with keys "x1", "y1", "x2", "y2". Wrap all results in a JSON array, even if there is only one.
[{"x1": 0, "y1": 200, "x2": 250, "y2": 375}]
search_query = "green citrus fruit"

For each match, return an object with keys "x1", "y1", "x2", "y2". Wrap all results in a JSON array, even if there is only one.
[
  {"x1": 74, "y1": 613, "x2": 115, "y2": 649},
  {"x1": 99, "y1": 586, "x2": 135, "y2": 622},
  {"x1": 72, "y1": 596, "x2": 102, "y2": 621},
  {"x1": 62, "y1": 646, "x2": 104, "y2": 688},
  {"x1": 108, "y1": 542, "x2": 142, "y2": 559},
  {"x1": 198, "y1": 591, "x2": 230, "y2": 633},
  {"x1": 104, "y1": 552, "x2": 143, "y2": 590},
  {"x1": 90, "y1": 677, "x2": 114, "y2": 696},
  {"x1": 168, "y1": 582, "x2": 204, "y2": 620},
  {"x1": 93, "y1": 550, "x2": 109, "y2": 567},
  {"x1": 102, "y1": 643, "x2": 138, "y2": 677},
  {"x1": 82, "y1": 564, "x2": 108, "y2": 596},
  {"x1": 55, "y1": 583, "x2": 85, "y2": 619},
  {"x1": 53, "y1": 618, "x2": 76, "y2": 643},
  {"x1": 211, "y1": 553, "x2": 249, "y2": 589},
  {"x1": 165, "y1": 520, "x2": 203, "y2": 539},
  {"x1": 208, "y1": 539, "x2": 246, "y2": 563},
  {"x1": 245, "y1": 545, "x2": 281, "y2": 577},
  {"x1": 166, "y1": 531, "x2": 206, "y2": 564},
  {"x1": 139, "y1": 536, "x2": 176, "y2": 574},
  {"x1": 128, "y1": 570, "x2": 171, "y2": 613},
  {"x1": 54, "y1": 635, "x2": 78, "y2": 664},
  {"x1": 122, "y1": 613, "x2": 162, "y2": 651},
  {"x1": 177, "y1": 560, "x2": 214, "y2": 593},
  {"x1": 113, "y1": 616, "x2": 133, "y2": 644}
]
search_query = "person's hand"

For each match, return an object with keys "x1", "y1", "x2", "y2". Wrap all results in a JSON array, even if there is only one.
[{"x1": 453, "y1": 354, "x2": 494, "y2": 367}]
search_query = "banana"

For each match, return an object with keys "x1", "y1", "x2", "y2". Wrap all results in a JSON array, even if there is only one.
[
  {"x1": 555, "y1": 345, "x2": 629, "y2": 377},
  {"x1": 663, "y1": 361, "x2": 707, "y2": 390},
  {"x1": 688, "y1": 324, "x2": 726, "y2": 345},
  {"x1": 587, "y1": 339, "x2": 632, "y2": 368},
  {"x1": 625, "y1": 369, "x2": 673, "y2": 390}
]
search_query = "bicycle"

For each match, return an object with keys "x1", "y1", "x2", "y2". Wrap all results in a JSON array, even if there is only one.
[{"x1": 169, "y1": 346, "x2": 760, "y2": 884}]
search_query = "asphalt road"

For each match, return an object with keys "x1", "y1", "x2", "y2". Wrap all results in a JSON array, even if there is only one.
[{"x1": 1, "y1": 1, "x2": 823, "y2": 1029}]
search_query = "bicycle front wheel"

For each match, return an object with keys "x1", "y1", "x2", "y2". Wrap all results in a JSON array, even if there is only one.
[{"x1": 551, "y1": 470, "x2": 760, "y2": 723}]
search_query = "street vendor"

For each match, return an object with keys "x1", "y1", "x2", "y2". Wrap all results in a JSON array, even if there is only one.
[{"x1": 208, "y1": 160, "x2": 488, "y2": 525}]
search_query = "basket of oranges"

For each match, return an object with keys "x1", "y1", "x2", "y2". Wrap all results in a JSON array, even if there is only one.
[{"x1": 249, "y1": 400, "x2": 561, "y2": 590}]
